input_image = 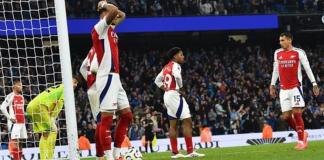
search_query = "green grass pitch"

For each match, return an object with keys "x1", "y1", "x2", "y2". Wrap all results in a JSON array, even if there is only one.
[{"x1": 81, "y1": 141, "x2": 324, "y2": 160}]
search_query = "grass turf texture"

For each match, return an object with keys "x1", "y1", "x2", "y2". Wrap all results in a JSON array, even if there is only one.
[{"x1": 81, "y1": 141, "x2": 324, "y2": 160}]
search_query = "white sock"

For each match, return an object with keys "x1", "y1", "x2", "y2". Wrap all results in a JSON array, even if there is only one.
[
  {"x1": 104, "y1": 150, "x2": 113, "y2": 159},
  {"x1": 113, "y1": 147, "x2": 121, "y2": 159}
]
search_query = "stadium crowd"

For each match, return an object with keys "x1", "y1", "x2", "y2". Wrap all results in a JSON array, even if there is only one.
[
  {"x1": 66, "y1": 0, "x2": 324, "y2": 18},
  {"x1": 1, "y1": 40, "x2": 323, "y2": 149}
]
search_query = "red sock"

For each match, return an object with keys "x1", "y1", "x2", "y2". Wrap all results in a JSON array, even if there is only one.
[
  {"x1": 170, "y1": 138, "x2": 178, "y2": 154},
  {"x1": 12, "y1": 147, "x2": 20, "y2": 160},
  {"x1": 294, "y1": 112, "x2": 304, "y2": 141},
  {"x1": 185, "y1": 136, "x2": 193, "y2": 154},
  {"x1": 95, "y1": 122, "x2": 104, "y2": 157},
  {"x1": 286, "y1": 116, "x2": 296, "y2": 131},
  {"x1": 18, "y1": 149, "x2": 22, "y2": 160},
  {"x1": 114, "y1": 112, "x2": 133, "y2": 147},
  {"x1": 100, "y1": 115, "x2": 113, "y2": 151}
]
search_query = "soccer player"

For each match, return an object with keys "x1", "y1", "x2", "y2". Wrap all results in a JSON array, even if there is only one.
[
  {"x1": 0, "y1": 80, "x2": 26, "y2": 160},
  {"x1": 270, "y1": 32, "x2": 320, "y2": 150},
  {"x1": 92, "y1": 1, "x2": 133, "y2": 159},
  {"x1": 26, "y1": 79, "x2": 78, "y2": 160},
  {"x1": 154, "y1": 47, "x2": 205, "y2": 158},
  {"x1": 80, "y1": 48, "x2": 107, "y2": 160}
]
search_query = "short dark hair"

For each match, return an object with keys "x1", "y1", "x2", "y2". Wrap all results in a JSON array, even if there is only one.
[
  {"x1": 162, "y1": 47, "x2": 182, "y2": 66},
  {"x1": 13, "y1": 80, "x2": 21, "y2": 85},
  {"x1": 280, "y1": 32, "x2": 293, "y2": 40},
  {"x1": 167, "y1": 47, "x2": 182, "y2": 60}
]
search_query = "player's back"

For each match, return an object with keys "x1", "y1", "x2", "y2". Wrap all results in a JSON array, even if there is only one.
[
  {"x1": 162, "y1": 61, "x2": 179, "y2": 91},
  {"x1": 29, "y1": 84, "x2": 64, "y2": 107}
]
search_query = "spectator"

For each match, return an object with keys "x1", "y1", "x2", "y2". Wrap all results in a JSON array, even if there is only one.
[
  {"x1": 262, "y1": 121, "x2": 273, "y2": 139},
  {"x1": 208, "y1": 108, "x2": 217, "y2": 125},
  {"x1": 199, "y1": 0, "x2": 213, "y2": 15},
  {"x1": 78, "y1": 131, "x2": 91, "y2": 151}
]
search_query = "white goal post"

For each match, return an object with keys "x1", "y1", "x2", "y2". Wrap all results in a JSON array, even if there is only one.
[{"x1": 54, "y1": 0, "x2": 79, "y2": 159}]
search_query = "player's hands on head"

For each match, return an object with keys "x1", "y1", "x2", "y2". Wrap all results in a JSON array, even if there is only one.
[
  {"x1": 97, "y1": 0, "x2": 118, "y2": 12},
  {"x1": 313, "y1": 85, "x2": 319, "y2": 97},
  {"x1": 269, "y1": 85, "x2": 276, "y2": 98}
]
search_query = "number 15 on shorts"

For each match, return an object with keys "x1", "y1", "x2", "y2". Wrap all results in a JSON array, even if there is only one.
[{"x1": 294, "y1": 95, "x2": 301, "y2": 102}]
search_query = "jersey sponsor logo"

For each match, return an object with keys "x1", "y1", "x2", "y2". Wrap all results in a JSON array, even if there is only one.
[{"x1": 279, "y1": 60, "x2": 296, "y2": 68}]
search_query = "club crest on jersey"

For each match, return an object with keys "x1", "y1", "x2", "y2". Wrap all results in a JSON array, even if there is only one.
[
  {"x1": 290, "y1": 55, "x2": 296, "y2": 58},
  {"x1": 110, "y1": 31, "x2": 118, "y2": 43}
]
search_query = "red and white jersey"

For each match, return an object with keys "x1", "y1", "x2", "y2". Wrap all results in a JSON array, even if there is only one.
[
  {"x1": 0, "y1": 92, "x2": 25, "y2": 124},
  {"x1": 271, "y1": 47, "x2": 316, "y2": 90},
  {"x1": 155, "y1": 61, "x2": 183, "y2": 92},
  {"x1": 80, "y1": 48, "x2": 98, "y2": 89},
  {"x1": 91, "y1": 18, "x2": 119, "y2": 77}
]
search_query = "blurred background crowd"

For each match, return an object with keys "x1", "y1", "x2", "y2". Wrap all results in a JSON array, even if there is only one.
[{"x1": 66, "y1": 0, "x2": 324, "y2": 18}]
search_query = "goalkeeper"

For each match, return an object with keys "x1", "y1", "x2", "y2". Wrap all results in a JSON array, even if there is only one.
[{"x1": 26, "y1": 78, "x2": 78, "y2": 160}]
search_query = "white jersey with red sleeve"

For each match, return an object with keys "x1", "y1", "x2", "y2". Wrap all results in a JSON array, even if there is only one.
[
  {"x1": 0, "y1": 92, "x2": 25, "y2": 125},
  {"x1": 155, "y1": 61, "x2": 183, "y2": 92},
  {"x1": 80, "y1": 48, "x2": 101, "y2": 120},
  {"x1": 155, "y1": 61, "x2": 191, "y2": 120},
  {"x1": 271, "y1": 47, "x2": 316, "y2": 90},
  {"x1": 80, "y1": 47, "x2": 98, "y2": 89},
  {"x1": 91, "y1": 18, "x2": 119, "y2": 77}
]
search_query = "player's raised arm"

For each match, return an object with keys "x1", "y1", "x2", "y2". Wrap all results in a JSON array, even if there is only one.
[
  {"x1": 270, "y1": 51, "x2": 279, "y2": 98},
  {"x1": 98, "y1": 1, "x2": 118, "y2": 24},
  {"x1": 298, "y1": 49, "x2": 319, "y2": 96},
  {"x1": 154, "y1": 70, "x2": 165, "y2": 90},
  {"x1": 95, "y1": 1, "x2": 118, "y2": 36},
  {"x1": 112, "y1": 10, "x2": 126, "y2": 26}
]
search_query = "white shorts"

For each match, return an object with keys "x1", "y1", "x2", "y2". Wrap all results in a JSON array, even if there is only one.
[
  {"x1": 163, "y1": 91, "x2": 191, "y2": 120},
  {"x1": 96, "y1": 73, "x2": 129, "y2": 112},
  {"x1": 10, "y1": 123, "x2": 27, "y2": 139},
  {"x1": 279, "y1": 86, "x2": 305, "y2": 112},
  {"x1": 87, "y1": 84, "x2": 100, "y2": 120}
]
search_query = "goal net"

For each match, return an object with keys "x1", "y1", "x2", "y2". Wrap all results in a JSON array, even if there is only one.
[{"x1": 0, "y1": 0, "x2": 78, "y2": 159}]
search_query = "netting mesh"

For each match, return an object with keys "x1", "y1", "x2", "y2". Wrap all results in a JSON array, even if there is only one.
[{"x1": 0, "y1": 0, "x2": 68, "y2": 158}]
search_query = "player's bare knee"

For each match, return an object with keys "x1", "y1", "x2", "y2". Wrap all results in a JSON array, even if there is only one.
[
  {"x1": 292, "y1": 107, "x2": 303, "y2": 114},
  {"x1": 182, "y1": 118, "x2": 192, "y2": 124},
  {"x1": 101, "y1": 111, "x2": 114, "y2": 117},
  {"x1": 118, "y1": 107, "x2": 132, "y2": 115}
]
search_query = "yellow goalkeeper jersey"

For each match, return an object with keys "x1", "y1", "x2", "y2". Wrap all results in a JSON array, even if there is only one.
[{"x1": 28, "y1": 84, "x2": 64, "y2": 118}]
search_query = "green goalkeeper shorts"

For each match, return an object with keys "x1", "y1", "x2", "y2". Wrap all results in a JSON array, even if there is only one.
[{"x1": 27, "y1": 103, "x2": 56, "y2": 133}]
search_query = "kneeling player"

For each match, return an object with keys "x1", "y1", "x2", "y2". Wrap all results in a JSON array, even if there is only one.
[{"x1": 26, "y1": 79, "x2": 78, "y2": 160}]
